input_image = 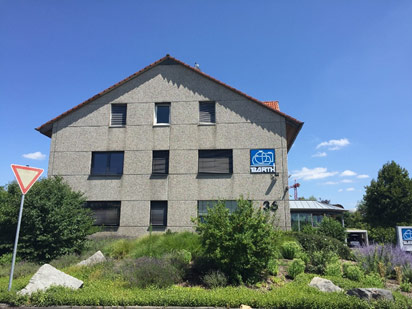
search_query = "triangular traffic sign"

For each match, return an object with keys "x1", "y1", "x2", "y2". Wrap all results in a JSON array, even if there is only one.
[{"x1": 11, "y1": 164, "x2": 44, "y2": 195}]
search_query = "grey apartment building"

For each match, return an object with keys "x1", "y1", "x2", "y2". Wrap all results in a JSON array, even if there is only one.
[{"x1": 36, "y1": 55, "x2": 303, "y2": 236}]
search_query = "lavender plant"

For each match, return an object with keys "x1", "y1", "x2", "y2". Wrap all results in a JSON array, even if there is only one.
[{"x1": 354, "y1": 244, "x2": 412, "y2": 278}]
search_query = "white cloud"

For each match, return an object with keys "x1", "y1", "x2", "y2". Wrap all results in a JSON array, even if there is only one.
[
  {"x1": 341, "y1": 179, "x2": 353, "y2": 183},
  {"x1": 346, "y1": 187, "x2": 355, "y2": 192},
  {"x1": 291, "y1": 167, "x2": 338, "y2": 180},
  {"x1": 340, "y1": 170, "x2": 357, "y2": 177},
  {"x1": 338, "y1": 189, "x2": 343, "y2": 192},
  {"x1": 357, "y1": 174, "x2": 370, "y2": 179},
  {"x1": 312, "y1": 152, "x2": 327, "y2": 158},
  {"x1": 316, "y1": 138, "x2": 350, "y2": 151},
  {"x1": 324, "y1": 181, "x2": 338, "y2": 185},
  {"x1": 22, "y1": 151, "x2": 46, "y2": 160}
]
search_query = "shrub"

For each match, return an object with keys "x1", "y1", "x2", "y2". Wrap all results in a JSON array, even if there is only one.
[
  {"x1": 293, "y1": 232, "x2": 352, "y2": 260},
  {"x1": 50, "y1": 254, "x2": 81, "y2": 269},
  {"x1": 344, "y1": 265, "x2": 364, "y2": 281},
  {"x1": 306, "y1": 250, "x2": 339, "y2": 275},
  {"x1": 119, "y1": 257, "x2": 182, "y2": 288},
  {"x1": 267, "y1": 259, "x2": 278, "y2": 276},
  {"x1": 400, "y1": 282, "x2": 411, "y2": 292},
  {"x1": 202, "y1": 271, "x2": 228, "y2": 288},
  {"x1": 287, "y1": 258, "x2": 305, "y2": 279},
  {"x1": 317, "y1": 217, "x2": 346, "y2": 242},
  {"x1": 0, "y1": 177, "x2": 95, "y2": 262},
  {"x1": 325, "y1": 262, "x2": 342, "y2": 277},
  {"x1": 197, "y1": 197, "x2": 276, "y2": 284},
  {"x1": 402, "y1": 265, "x2": 412, "y2": 283},
  {"x1": 280, "y1": 241, "x2": 301, "y2": 259},
  {"x1": 362, "y1": 273, "x2": 384, "y2": 287}
]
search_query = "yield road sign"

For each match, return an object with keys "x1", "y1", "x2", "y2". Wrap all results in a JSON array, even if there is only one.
[{"x1": 11, "y1": 164, "x2": 44, "y2": 195}]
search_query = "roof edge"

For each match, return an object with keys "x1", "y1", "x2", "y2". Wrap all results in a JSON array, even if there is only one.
[{"x1": 36, "y1": 55, "x2": 303, "y2": 142}]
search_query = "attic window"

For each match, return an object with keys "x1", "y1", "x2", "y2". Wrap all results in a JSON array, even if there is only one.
[
  {"x1": 199, "y1": 101, "x2": 216, "y2": 124},
  {"x1": 111, "y1": 104, "x2": 127, "y2": 126}
]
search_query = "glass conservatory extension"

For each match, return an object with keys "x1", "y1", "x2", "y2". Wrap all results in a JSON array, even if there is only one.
[{"x1": 289, "y1": 200, "x2": 346, "y2": 232}]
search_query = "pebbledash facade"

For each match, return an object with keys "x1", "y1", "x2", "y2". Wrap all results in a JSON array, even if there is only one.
[{"x1": 36, "y1": 55, "x2": 303, "y2": 236}]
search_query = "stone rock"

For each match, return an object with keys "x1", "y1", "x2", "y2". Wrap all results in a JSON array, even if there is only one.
[
  {"x1": 347, "y1": 288, "x2": 394, "y2": 301},
  {"x1": 77, "y1": 250, "x2": 106, "y2": 267},
  {"x1": 240, "y1": 305, "x2": 252, "y2": 309},
  {"x1": 19, "y1": 264, "x2": 83, "y2": 296},
  {"x1": 309, "y1": 277, "x2": 343, "y2": 293}
]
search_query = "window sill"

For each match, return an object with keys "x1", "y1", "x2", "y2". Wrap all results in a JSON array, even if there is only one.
[
  {"x1": 197, "y1": 173, "x2": 233, "y2": 179},
  {"x1": 153, "y1": 123, "x2": 170, "y2": 127},
  {"x1": 109, "y1": 125, "x2": 126, "y2": 128},
  {"x1": 198, "y1": 123, "x2": 216, "y2": 126},
  {"x1": 88, "y1": 175, "x2": 123, "y2": 180},
  {"x1": 150, "y1": 174, "x2": 168, "y2": 179}
]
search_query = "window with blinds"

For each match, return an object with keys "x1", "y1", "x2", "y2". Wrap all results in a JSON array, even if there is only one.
[
  {"x1": 86, "y1": 201, "x2": 121, "y2": 226},
  {"x1": 152, "y1": 150, "x2": 169, "y2": 174},
  {"x1": 198, "y1": 150, "x2": 233, "y2": 174},
  {"x1": 198, "y1": 200, "x2": 237, "y2": 222},
  {"x1": 150, "y1": 201, "x2": 167, "y2": 226},
  {"x1": 91, "y1": 152, "x2": 124, "y2": 176},
  {"x1": 111, "y1": 104, "x2": 127, "y2": 126},
  {"x1": 199, "y1": 101, "x2": 216, "y2": 123}
]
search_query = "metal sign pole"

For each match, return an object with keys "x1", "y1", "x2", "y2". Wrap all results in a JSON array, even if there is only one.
[{"x1": 8, "y1": 194, "x2": 25, "y2": 291}]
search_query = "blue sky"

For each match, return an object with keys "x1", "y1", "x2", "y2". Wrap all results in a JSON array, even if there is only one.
[{"x1": 1, "y1": 0, "x2": 411, "y2": 210}]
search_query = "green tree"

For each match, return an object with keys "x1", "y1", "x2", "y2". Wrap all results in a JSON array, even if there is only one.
[
  {"x1": 317, "y1": 216, "x2": 346, "y2": 241},
  {"x1": 0, "y1": 176, "x2": 95, "y2": 262},
  {"x1": 363, "y1": 161, "x2": 412, "y2": 228},
  {"x1": 196, "y1": 197, "x2": 276, "y2": 284}
]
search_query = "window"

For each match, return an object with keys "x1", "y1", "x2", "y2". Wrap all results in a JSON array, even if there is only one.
[
  {"x1": 199, "y1": 101, "x2": 216, "y2": 123},
  {"x1": 198, "y1": 200, "x2": 237, "y2": 222},
  {"x1": 86, "y1": 201, "x2": 120, "y2": 226},
  {"x1": 155, "y1": 103, "x2": 170, "y2": 125},
  {"x1": 91, "y1": 152, "x2": 124, "y2": 176},
  {"x1": 110, "y1": 104, "x2": 127, "y2": 126},
  {"x1": 198, "y1": 150, "x2": 233, "y2": 174},
  {"x1": 150, "y1": 201, "x2": 167, "y2": 226},
  {"x1": 152, "y1": 150, "x2": 169, "y2": 174}
]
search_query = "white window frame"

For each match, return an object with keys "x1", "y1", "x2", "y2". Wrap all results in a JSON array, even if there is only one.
[{"x1": 154, "y1": 103, "x2": 171, "y2": 126}]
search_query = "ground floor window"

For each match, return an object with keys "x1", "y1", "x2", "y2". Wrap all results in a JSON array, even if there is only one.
[
  {"x1": 197, "y1": 200, "x2": 237, "y2": 222},
  {"x1": 150, "y1": 201, "x2": 168, "y2": 226},
  {"x1": 291, "y1": 212, "x2": 343, "y2": 231},
  {"x1": 86, "y1": 201, "x2": 121, "y2": 227}
]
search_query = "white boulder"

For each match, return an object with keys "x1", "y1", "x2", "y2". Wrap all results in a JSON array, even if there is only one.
[{"x1": 77, "y1": 250, "x2": 106, "y2": 267}]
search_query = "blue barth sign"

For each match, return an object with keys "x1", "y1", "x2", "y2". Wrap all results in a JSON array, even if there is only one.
[
  {"x1": 250, "y1": 149, "x2": 275, "y2": 174},
  {"x1": 397, "y1": 226, "x2": 412, "y2": 251}
]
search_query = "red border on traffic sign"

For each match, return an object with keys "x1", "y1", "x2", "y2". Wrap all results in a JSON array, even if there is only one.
[{"x1": 11, "y1": 164, "x2": 44, "y2": 195}]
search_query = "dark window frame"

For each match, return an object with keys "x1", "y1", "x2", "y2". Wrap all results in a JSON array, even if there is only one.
[
  {"x1": 154, "y1": 102, "x2": 171, "y2": 125},
  {"x1": 86, "y1": 201, "x2": 121, "y2": 227},
  {"x1": 199, "y1": 101, "x2": 216, "y2": 124},
  {"x1": 90, "y1": 151, "x2": 124, "y2": 176},
  {"x1": 152, "y1": 150, "x2": 169, "y2": 175},
  {"x1": 150, "y1": 201, "x2": 168, "y2": 226},
  {"x1": 110, "y1": 104, "x2": 127, "y2": 127},
  {"x1": 198, "y1": 149, "x2": 233, "y2": 174}
]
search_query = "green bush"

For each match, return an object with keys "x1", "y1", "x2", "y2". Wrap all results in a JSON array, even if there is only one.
[
  {"x1": 267, "y1": 259, "x2": 278, "y2": 276},
  {"x1": 317, "y1": 217, "x2": 346, "y2": 242},
  {"x1": 362, "y1": 273, "x2": 384, "y2": 288},
  {"x1": 307, "y1": 250, "x2": 339, "y2": 275},
  {"x1": 400, "y1": 282, "x2": 411, "y2": 292},
  {"x1": 0, "y1": 177, "x2": 95, "y2": 262},
  {"x1": 197, "y1": 197, "x2": 276, "y2": 284},
  {"x1": 119, "y1": 257, "x2": 182, "y2": 288},
  {"x1": 344, "y1": 265, "x2": 364, "y2": 281},
  {"x1": 106, "y1": 239, "x2": 135, "y2": 259},
  {"x1": 202, "y1": 270, "x2": 228, "y2": 288},
  {"x1": 325, "y1": 262, "x2": 342, "y2": 277},
  {"x1": 280, "y1": 241, "x2": 301, "y2": 259},
  {"x1": 293, "y1": 232, "x2": 352, "y2": 260},
  {"x1": 402, "y1": 265, "x2": 412, "y2": 283},
  {"x1": 288, "y1": 258, "x2": 305, "y2": 279}
]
